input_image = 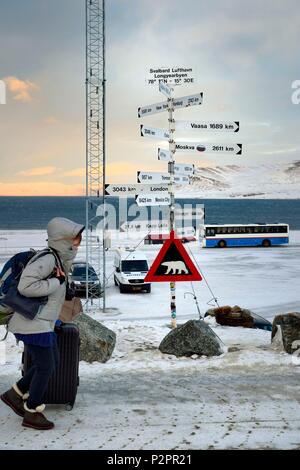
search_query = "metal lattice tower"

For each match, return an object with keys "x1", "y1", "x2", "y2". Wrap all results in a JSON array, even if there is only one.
[{"x1": 85, "y1": 0, "x2": 106, "y2": 310}]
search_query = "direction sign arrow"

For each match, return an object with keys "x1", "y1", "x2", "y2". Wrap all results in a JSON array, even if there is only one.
[
  {"x1": 175, "y1": 142, "x2": 243, "y2": 155},
  {"x1": 120, "y1": 220, "x2": 169, "y2": 233},
  {"x1": 140, "y1": 125, "x2": 170, "y2": 141},
  {"x1": 159, "y1": 81, "x2": 173, "y2": 98},
  {"x1": 138, "y1": 100, "x2": 169, "y2": 118},
  {"x1": 175, "y1": 207, "x2": 205, "y2": 220},
  {"x1": 173, "y1": 93, "x2": 203, "y2": 110},
  {"x1": 175, "y1": 120, "x2": 240, "y2": 132},
  {"x1": 138, "y1": 92, "x2": 203, "y2": 118},
  {"x1": 137, "y1": 171, "x2": 190, "y2": 185},
  {"x1": 176, "y1": 226, "x2": 196, "y2": 237},
  {"x1": 105, "y1": 183, "x2": 170, "y2": 196},
  {"x1": 173, "y1": 163, "x2": 195, "y2": 175},
  {"x1": 158, "y1": 148, "x2": 172, "y2": 161},
  {"x1": 135, "y1": 194, "x2": 171, "y2": 207}
]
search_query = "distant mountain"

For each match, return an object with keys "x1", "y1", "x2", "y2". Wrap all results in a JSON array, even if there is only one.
[{"x1": 176, "y1": 160, "x2": 300, "y2": 198}]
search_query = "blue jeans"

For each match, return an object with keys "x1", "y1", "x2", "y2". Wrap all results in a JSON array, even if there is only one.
[{"x1": 17, "y1": 339, "x2": 59, "y2": 409}]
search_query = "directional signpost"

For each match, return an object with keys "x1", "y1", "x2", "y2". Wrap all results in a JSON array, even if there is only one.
[
  {"x1": 135, "y1": 194, "x2": 171, "y2": 207},
  {"x1": 138, "y1": 101, "x2": 169, "y2": 118},
  {"x1": 137, "y1": 171, "x2": 190, "y2": 185},
  {"x1": 138, "y1": 68, "x2": 242, "y2": 328},
  {"x1": 173, "y1": 93, "x2": 203, "y2": 109},
  {"x1": 173, "y1": 163, "x2": 194, "y2": 175},
  {"x1": 137, "y1": 93, "x2": 203, "y2": 119},
  {"x1": 176, "y1": 226, "x2": 196, "y2": 238},
  {"x1": 120, "y1": 220, "x2": 169, "y2": 233},
  {"x1": 158, "y1": 148, "x2": 171, "y2": 161},
  {"x1": 140, "y1": 125, "x2": 170, "y2": 141},
  {"x1": 105, "y1": 183, "x2": 170, "y2": 196},
  {"x1": 159, "y1": 81, "x2": 173, "y2": 98},
  {"x1": 175, "y1": 120, "x2": 240, "y2": 132},
  {"x1": 175, "y1": 142, "x2": 243, "y2": 155},
  {"x1": 175, "y1": 206, "x2": 205, "y2": 221}
]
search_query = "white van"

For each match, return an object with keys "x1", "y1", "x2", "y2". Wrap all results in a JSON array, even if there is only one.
[{"x1": 113, "y1": 249, "x2": 151, "y2": 293}]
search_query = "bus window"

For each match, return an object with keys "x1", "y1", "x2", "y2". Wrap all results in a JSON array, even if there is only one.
[{"x1": 206, "y1": 228, "x2": 215, "y2": 236}]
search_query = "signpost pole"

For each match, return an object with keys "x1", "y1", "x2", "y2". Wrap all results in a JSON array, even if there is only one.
[{"x1": 167, "y1": 86, "x2": 177, "y2": 329}]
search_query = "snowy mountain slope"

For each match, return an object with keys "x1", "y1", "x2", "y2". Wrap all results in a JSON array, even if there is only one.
[{"x1": 177, "y1": 160, "x2": 300, "y2": 198}]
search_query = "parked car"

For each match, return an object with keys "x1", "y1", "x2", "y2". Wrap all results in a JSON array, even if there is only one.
[
  {"x1": 144, "y1": 233, "x2": 196, "y2": 245},
  {"x1": 114, "y1": 249, "x2": 151, "y2": 293},
  {"x1": 68, "y1": 262, "x2": 102, "y2": 298}
]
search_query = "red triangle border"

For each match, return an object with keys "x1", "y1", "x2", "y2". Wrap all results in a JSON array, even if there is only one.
[{"x1": 144, "y1": 231, "x2": 202, "y2": 282}]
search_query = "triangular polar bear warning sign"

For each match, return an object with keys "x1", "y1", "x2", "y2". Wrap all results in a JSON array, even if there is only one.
[{"x1": 144, "y1": 231, "x2": 202, "y2": 282}]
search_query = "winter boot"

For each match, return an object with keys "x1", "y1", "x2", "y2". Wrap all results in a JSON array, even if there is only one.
[
  {"x1": 22, "y1": 403, "x2": 54, "y2": 430},
  {"x1": 0, "y1": 384, "x2": 29, "y2": 417}
]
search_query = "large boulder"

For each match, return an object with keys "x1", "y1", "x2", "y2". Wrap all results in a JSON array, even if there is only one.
[
  {"x1": 73, "y1": 313, "x2": 116, "y2": 363},
  {"x1": 159, "y1": 320, "x2": 225, "y2": 357},
  {"x1": 271, "y1": 313, "x2": 300, "y2": 354},
  {"x1": 205, "y1": 305, "x2": 254, "y2": 328}
]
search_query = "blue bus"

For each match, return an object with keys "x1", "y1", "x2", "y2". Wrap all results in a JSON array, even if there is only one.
[{"x1": 201, "y1": 223, "x2": 289, "y2": 248}]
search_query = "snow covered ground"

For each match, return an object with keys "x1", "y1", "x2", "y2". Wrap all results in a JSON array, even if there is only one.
[{"x1": 0, "y1": 230, "x2": 300, "y2": 449}]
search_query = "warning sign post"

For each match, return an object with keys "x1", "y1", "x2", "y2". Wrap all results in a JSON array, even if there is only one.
[{"x1": 145, "y1": 231, "x2": 202, "y2": 282}]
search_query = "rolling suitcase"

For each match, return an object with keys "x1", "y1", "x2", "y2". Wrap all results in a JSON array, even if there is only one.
[{"x1": 22, "y1": 323, "x2": 80, "y2": 410}]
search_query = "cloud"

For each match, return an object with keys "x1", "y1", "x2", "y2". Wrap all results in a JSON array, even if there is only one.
[
  {"x1": 0, "y1": 181, "x2": 84, "y2": 196},
  {"x1": 3, "y1": 76, "x2": 39, "y2": 102},
  {"x1": 63, "y1": 167, "x2": 85, "y2": 177},
  {"x1": 18, "y1": 166, "x2": 57, "y2": 176},
  {"x1": 44, "y1": 116, "x2": 59, "y2": 124}
]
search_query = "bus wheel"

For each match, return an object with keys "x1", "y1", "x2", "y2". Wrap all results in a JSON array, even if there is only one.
[
  {"x1": 218, "y1": 240, "x2": 227, "y2": 248},
  {"x1": 262, "y1": 239, "x2": 271, "y2": 247}
]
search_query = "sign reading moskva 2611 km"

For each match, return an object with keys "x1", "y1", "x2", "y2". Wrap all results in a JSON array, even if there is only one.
[
  {"x1": 146, "y1": 66, "x2": 196, "y2": 86},
  {"x1": 175, "y1": 142, "x2": 243, "y2": 155}
]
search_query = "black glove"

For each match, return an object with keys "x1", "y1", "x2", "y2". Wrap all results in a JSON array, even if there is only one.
[
  {"x1": 57, "y1": 275, "x2": 66, "y2": 285},
  {"x1": 65, "y1": 281, "x2": 76, "y2": 300}
]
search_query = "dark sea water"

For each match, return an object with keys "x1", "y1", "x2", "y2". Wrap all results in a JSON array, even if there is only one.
[{"x1": 0, "y1": 197, "x2": 299, "y2": 230}]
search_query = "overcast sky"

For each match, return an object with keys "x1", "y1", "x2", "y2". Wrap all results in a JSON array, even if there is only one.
[{"x1": 0, "y1": 0, "x2": 299, "y2": 195}]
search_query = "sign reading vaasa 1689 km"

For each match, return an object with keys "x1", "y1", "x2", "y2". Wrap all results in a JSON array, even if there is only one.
[
  {"x1": 138, "y1": 93, "x2": 203, "y2": 118},
  {"x1": 175, "y1": 142, "x2": 243, "y2": 155},
  {"x1": 175, "y1": 121, "x2": 240, "y2": 133},
  {"x1": 105, "y1": 183, "x2": 169, "y2": 196}
]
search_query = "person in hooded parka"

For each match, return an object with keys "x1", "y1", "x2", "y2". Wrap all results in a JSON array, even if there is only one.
[{"x1": 0, "y1": 217, "x2": 84, "y2": 430}]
